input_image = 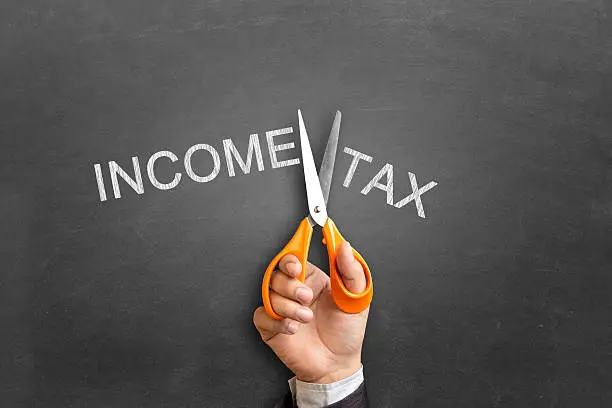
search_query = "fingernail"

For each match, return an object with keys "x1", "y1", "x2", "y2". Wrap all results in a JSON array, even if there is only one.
[
  {"x1": 296, "y1": 287, "x2": 312, "y2": 304},
  {"x1": 295, "y1": 307, "x2": 313, "y2": 323},
  {"x1": 287, "y1": 322, "x2": 298, "y2": 334}
]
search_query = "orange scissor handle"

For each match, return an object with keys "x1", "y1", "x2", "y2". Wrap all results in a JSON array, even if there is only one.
[
  {"x1": 262, "y1": 217, "x2": 313, "y2": 320},
  {"x1": 322, "y1": 218, "x2": 373, "y2": 314}
]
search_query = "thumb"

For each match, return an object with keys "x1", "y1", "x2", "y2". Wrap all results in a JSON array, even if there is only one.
[{"x1": 336, "y1": 241, "x2": 367, "y2": 294}]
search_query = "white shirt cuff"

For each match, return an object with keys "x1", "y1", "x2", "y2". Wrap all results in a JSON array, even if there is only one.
[{"x1": 288, "y1": 365, "x2": 364, "y2": 408}]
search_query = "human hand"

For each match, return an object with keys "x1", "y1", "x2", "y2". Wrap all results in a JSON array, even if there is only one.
[{"x1": 253, "y1": 242, "x2": 369, "y2": 384}]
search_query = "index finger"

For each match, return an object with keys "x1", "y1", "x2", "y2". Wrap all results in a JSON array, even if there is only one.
[{"x1": 279, "y1": 254, "x2": 302, "y2": 278}]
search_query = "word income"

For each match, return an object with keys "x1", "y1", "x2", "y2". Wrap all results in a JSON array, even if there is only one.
[{"x1": 93, "y1": 127, "x2": 437, "y2": 218}]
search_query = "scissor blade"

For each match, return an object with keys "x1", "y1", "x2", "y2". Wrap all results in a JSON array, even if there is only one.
[
  {"x1": 298, "y1": 109, "x2": 328, "y2": 227},
  {"x1": 319, "y1": 111, "x2": 341, "y2": 205}
]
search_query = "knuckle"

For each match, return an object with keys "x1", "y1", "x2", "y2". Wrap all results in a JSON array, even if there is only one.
[
  {"x1": 270, "y1": 294, "x2": 293, "y2": 316},
  {"x1": 252, "y1": 308, "x2": 263, "y2": 326},
  {"x1": 284, "y1": 319, "x2": 296, "y2": 333},
  {"x1": 271, "y1": 269, "x2": 287, "y2": 284},
  {"x1": 268, "y1": 269, "x2": 280, "y2": 286},
  {"x1": 269, "y1": 291, "x2": 282, "y2": 307},
  {"x1": 272, "y1": 275, "x2": 295, "y2": 296}
]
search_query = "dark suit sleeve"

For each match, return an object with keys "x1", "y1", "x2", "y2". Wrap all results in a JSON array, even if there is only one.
[
  {"x1": 274, "y1": 381, "x2": 369, "y2": 408},
  {"x1": 274, "y1": 389, "x2": 295, "y2": 408},
  {"x1": 326, "y1": 382, "x2": 368, "y2": 408}
]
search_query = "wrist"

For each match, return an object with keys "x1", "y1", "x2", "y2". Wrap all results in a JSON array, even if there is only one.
[{"x1": 299, "y1": 360, "x2": 362, "y2": 384}]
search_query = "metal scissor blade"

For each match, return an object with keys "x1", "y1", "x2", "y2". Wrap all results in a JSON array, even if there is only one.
[
  {"x1": 298, "y1": 109, "x2": 328, "y2": 227},
  {"x1": 319, "y1": 111, "x2": 341, "y2": 205}
]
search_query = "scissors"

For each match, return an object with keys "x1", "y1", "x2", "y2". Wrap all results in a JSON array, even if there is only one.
[{"x1": 261, "y1": 109, "x2": 374, "y2": 320}]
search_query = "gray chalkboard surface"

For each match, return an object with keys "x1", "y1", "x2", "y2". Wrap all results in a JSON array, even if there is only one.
[{"x1": 1, "y1": 1, "x2": 610, "y2": 407}]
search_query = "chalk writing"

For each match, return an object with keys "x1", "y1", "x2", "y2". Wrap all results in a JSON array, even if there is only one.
[
  {"x1": 223, "y1": 134, "x2": 265, "y2": 177},
  {"x1": 147, "y1": 151, "x2": 182, "y2": 190},
  {"x1": 184, "y1": 143, "x2": 221, "y2": 183},
  {"x1": 93, "y1": 127, "x2": 437, "y2": 218},
  {"x1": 341, "y1": 147, "x2": 437, "y2": 218}
]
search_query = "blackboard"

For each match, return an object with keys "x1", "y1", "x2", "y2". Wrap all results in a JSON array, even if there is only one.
[{"x1": 1, "y1": 1, "x2": 611, "y2": 407}]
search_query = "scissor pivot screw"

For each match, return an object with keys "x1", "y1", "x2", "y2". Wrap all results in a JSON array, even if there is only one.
[{"x1": 314, "y1": 206, "x2": 321, "y2": 213}]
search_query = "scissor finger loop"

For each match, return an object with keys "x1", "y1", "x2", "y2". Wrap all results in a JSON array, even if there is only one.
[{"x1": 261, "y1": 110, "x2": 374, "y2": 319}]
